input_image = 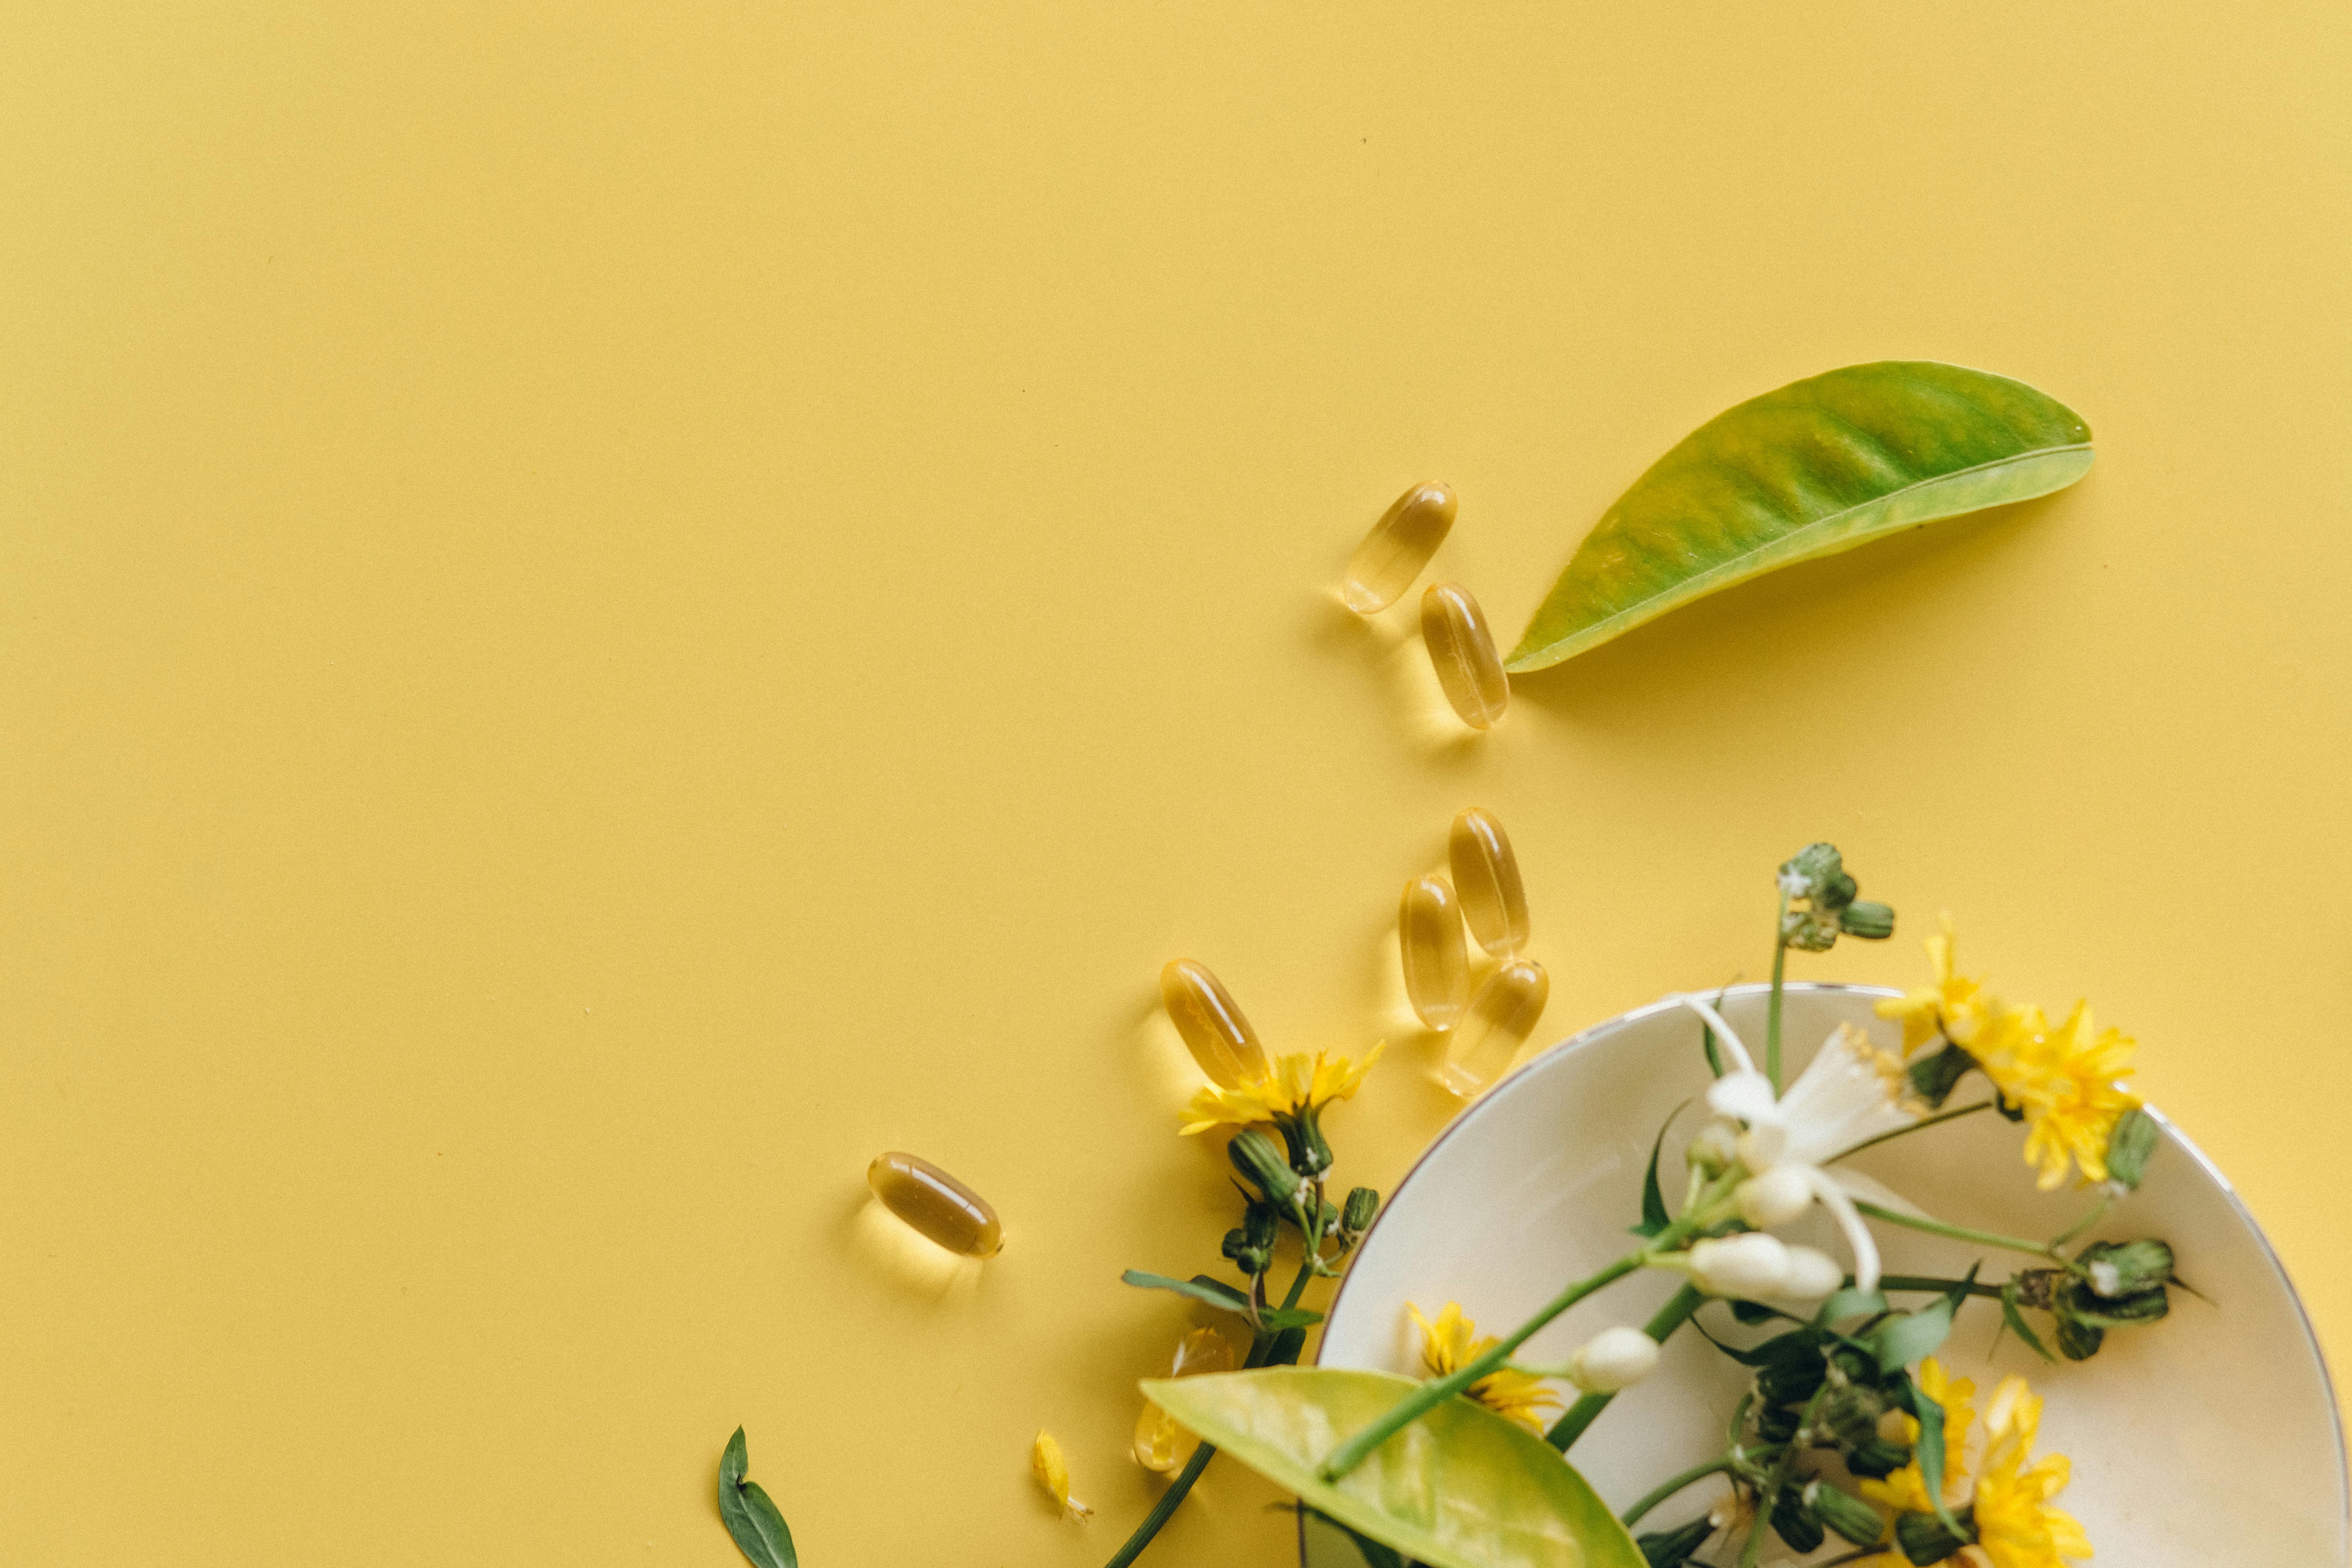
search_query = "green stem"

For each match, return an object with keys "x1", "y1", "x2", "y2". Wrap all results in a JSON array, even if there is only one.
[
  {"x1": 1101, "y1": 1262, "x2": 1316, "y2": 1568},
  {"x1": 1740, "y1": 1384, "x2": 1827, "y2": 1568},
  {"x1": 1830, "y1": 1100, "x2": 1995, "y2": 1163},
  {"x1": 2049, "y1": 1193, "x2": 2113, "y2": 1253},
  {"x1": 1320, "y1": 1253, "x2": 1643, "y2": 1481},
  {"x1": 1547, "y1": 1282, "x2": 1705, "y2": 1453},
  {"x1": 1101, "y1": 1441, "x2": 1216, "y2": 1568},
  {"x1": 1620, "y1": 1456, "x2": 1732, "y2": 1527},
  {"x1": 1766, "y1": 898, "x2": 1789, "y2": 1090},
  {"x1": 1852, "y1": 1199, "x2": 2061, "y2": 1261},
  {"x1": 1878, "y1": 1273, "x2": 2007, "y2": 1300}
]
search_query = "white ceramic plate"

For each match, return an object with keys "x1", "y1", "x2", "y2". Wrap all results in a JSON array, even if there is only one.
[{"x1": 1304, "y1": 983, "x2": 2347, "y2": 1566}]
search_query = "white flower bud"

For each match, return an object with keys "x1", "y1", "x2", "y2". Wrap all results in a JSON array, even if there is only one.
[
  {"x1": 1778, "y1": 1245, "x2": 1845, "y2": 1302},
  {"x1": 1689, "y1": 1233, "x2": 1793, "y2": 1298},
  {"x1": 1568, "y1": 1326, "x2": 1661, "y2": 1393},
  {"x1": 1686, "y1": 1121, "x2": 1740, "y2": 1175},
  {"x1": 1735, "y1": 1167, "x2": 1813, "y2": 1229}
]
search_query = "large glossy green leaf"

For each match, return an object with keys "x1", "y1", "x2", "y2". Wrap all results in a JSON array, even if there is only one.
[
  {"x1": 1143, "y1": 1367, "x2": 1644, "y2": 1568},
  {"x1": 1506, "y1": 361, "x2": 2093, "y2": 671}
]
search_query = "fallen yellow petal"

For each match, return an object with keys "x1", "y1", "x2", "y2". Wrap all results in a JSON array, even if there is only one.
[{"x1": 1031, "y1": 1430, "x2": 1093, "y2": 1521}]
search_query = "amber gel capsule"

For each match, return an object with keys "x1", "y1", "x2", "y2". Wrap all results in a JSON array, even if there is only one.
[
  {"x1": 1132, "y1": 1327, "x2": 1239, "y2": 1472},
  {"x1": 1421, "y1": 583, "x2": 1510, "y2": 729},
  {"x1": 1399, "y1": 874, "x2": 1470, "y2": 1031},
  {"x1": 1160, "y1": 959, "x2": 1271, "y2": 1087},
  {"x1": 867, "y1": 1152, "x2": 1003, "y2": 1258},
  {"x1": 1340, "y1": 482, "x2": 1458, "y2": 613},
  {"x1": 1449, "y1": 807, "x2": 1530, "y2": 956},
  {"x1": 1439, "y1": 959, "x2": 1550, "y2": 1096}
]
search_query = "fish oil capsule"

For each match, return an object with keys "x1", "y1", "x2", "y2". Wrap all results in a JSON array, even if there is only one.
[
  {"x1": 1398, "y1": 874, "x2": 1470, "y2": 1031},
  {"x1": 1132, "y1": 1327, "x2": 1240, "y2": 1472},
  {"x1": 1421, "y1": 583, "x2": 1510, "y2": 729},
  {"x1": 1438, "y1": 959, "x2": 1550, "y2": 1096},
  {"x1": 1340, "y1": 482, "x2": 1458, "y2": 613},
  {"x1": 1449, "y1": 807, "x2": 1530, "y2": 956},
  {"x1": 866, "y1": 1152, "x2": 1003, "y2": 1258},
  {"x1": 1159, "y1": 959, "x2": 1271, "y2": 1087}
]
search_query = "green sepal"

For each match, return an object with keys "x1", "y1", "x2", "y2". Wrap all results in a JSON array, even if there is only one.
[
  {"x1": 717, "y1": 1427, "x2": 800, "y2": 1568},
  {"x1": 1845, "y1": 1437, "x2": 1912, "y2": 1479}
]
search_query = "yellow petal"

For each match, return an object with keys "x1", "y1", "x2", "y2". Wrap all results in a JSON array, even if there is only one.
[{"x1": 1031, "y1": 1430, "x2": 1092, "y2": 1520}]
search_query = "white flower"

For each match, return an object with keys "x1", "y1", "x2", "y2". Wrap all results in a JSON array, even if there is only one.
[
  {"x1": 1689, "y1": 1233, "x2": 1795, "y2": 1297},
  {"x1": 1568, "y1": 1326, "x2": 1660, "y2": 1393},
  {"x1": 1674, "y1": 1000, "x2": 1925, "y2": 1294}
]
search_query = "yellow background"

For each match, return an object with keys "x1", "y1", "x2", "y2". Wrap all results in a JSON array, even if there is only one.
[{"x1": 3, "y1": 5, "x2": 2346, "y2": 1563}]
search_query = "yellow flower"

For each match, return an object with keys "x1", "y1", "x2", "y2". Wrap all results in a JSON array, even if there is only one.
[
  {"x1": 1876, "y1": 916, "x2": 1994, "y2": 1052},
  {"x1": 1857, "y1": 1357, "x2": 1977, "y2": 1521},
  {"x1": 1970, "y1": 1376, "x2": 2093, "y2": 1568},
  {"x1": 1973, "y1": 1001, "x2": 2140, "y2": 1190},
  {"x1": 1856, "y1": 1362, "x2": 2090, "y2": 1568},
  {"x1": 1178, "y1": 1044, "x2": 1384, "y2": 1135},
  {"x1": 1406, "y1": 1300, "x2": 1561, "y2": 1433},
  {"x1": 1030, "y1": 1429, "x2": 1092, "y2": 1521}
]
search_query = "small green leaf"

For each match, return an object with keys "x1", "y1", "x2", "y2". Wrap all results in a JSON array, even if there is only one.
[
  {"x1": 1905, "y1": 1044, "x2": 1976, "y2": 1109},
  {"x1": 1507, "y1": 361, "x2": 2093, "y2": 672},
  {"x1": 717, "y1": 1428, "x2": 799, "y2": 1568},
  {"x1": 1144, "y1": 1368, "x2": 1645, "y2": 1568},
  {"x1": 1811, "y1": 1289, "x2": 1887, "y2": 1328},
  {"x1": 1630, "y1": 1101, "x2": 1689, "y2": 1239},
  {"x1": 1121, "y1": 1269, "x2": 1326, "y2": 1328},
  {"x1": 1996, "y1": 1283, "x2": 2056, "y2": 1363},
  {"x1": 1892, "y1": 1374, "x2": 1963, "y2": 1539},
  {"x1": 1869, "y1": 1271, "x2": 1975, "y2": 1375}
]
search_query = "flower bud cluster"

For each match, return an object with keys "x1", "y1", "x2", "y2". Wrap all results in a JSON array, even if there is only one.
[{"x1": 1776, "y1": 842, "x2": 1896, "y2": 952}]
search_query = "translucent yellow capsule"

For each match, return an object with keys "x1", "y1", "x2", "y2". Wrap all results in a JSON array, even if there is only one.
[
  {"x1": 1438, "y1": 959, "x2": 1550, "y2": 1096},
  {"x1": 1448, "y1": 807, "x2": 1530, "y2": 956},
  {"x1": 1340, "y1": 481, "x2": 1458, "y2": 613},
  {"x1": 1159, "y1": 959, "x2": 1271, "y2": 1088},
  {"x1": 866, "y1": 1152, "x2": 1003, "y2": 1258},
  {"x1": 1398, "y1": 874, "x2": 1470, "y2": 1031},
  {"x1": 1132, "y1": 1327, "x2": 1240, "y2": 1472},
  {"x1": 1421, "y1": 583, "x2": 1510, "y2": 729}
]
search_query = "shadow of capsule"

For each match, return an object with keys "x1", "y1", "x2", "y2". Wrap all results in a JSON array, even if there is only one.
[{"x1": 842, "y1": 1190, "x2": 987, "y2": 1305}]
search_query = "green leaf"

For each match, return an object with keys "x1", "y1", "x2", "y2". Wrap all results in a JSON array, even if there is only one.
[
  {"x1": 1996, "y1": 1282, "x2": 2056, "y2": 1363},
  {"x1": 717, "y1": 1428, "x2": 799, "y2": 1568},
  {"x1": 1891, "y1": 1374, "x2": 1964, "y2": 1539},
  {"x1": 1119, "y1": 1269, "x2": 1324, "y2": 1329},
  {"x1": 1630, "y1": 1101, "x2": 1689, "y2": 1239},
  {"x1": 1868, "y1": 1270, "x2": 1975, "y2": 1375},
  {"x1": 1143, "y1": 1368, "x2": 1645, "y2": 1568},
  {"x1": 1505, "y1": 361, "x2": 2094, "y2": 671}
]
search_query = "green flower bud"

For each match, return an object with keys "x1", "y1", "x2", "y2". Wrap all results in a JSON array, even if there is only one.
[
  {"x1": 1243, "y1": 1202, "x2": 1280, "y2": 1254},
  {"x1": 1341, "y1": 1186, "x2": 1380, "y2": 1235},
  {"x1": 1838, "y1": 900, "x2": 1896, "y2": 940},
  {"x1": 1780, "y1": 907, "x2": 1843, "y2": 952},
  {"x1": 1279, "y1": 1111, "x2": 1335, "y2": 1178},
  {"x1": 1845, "y1": 1436, "x2": 1912, "y2": 1479},
  {"x1": 1817, "y1": 869, "x2": 1859, "y2": 912},
  {"x1": 2102, "y1": 1107, "x2": 2160, "y2": 1190},
  {"x1": 2076, "y1": 1237, "x2": 2174, "y2": 1299},
  {"x1": 1804, "y1": 1480, "x2": 1887, "y2": 1547},
  {"x1": 1769, "y1": 1487, "x2": 1825, "y2": 1554},
  {"x1": 1906, "y1": 1042, "x2": 1976, "y2": 1108},
  {"x1": 1219, "y1": 1227, "x2": 1269, "y2": 1275},
  {"x1": 1634, "y1": 1516, "x2": 1716, "y2": 1568},
  {"x1": 1896, "y1": 1507, "x2": 1975, "y2": 1564},
  {"x1": 1229, "y1": 1129, "x2": 1302, "y2": 1206},
  {"x1": 1818, "y1": 1385, "x2": 1886, "y2": 1449},
  {"x1": 2053, "y1": 1307, "x2": 2104, "y2": 1361},
  {"x1": 1780, "y1": 842, "x2": 1843, "y2": 895}
]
